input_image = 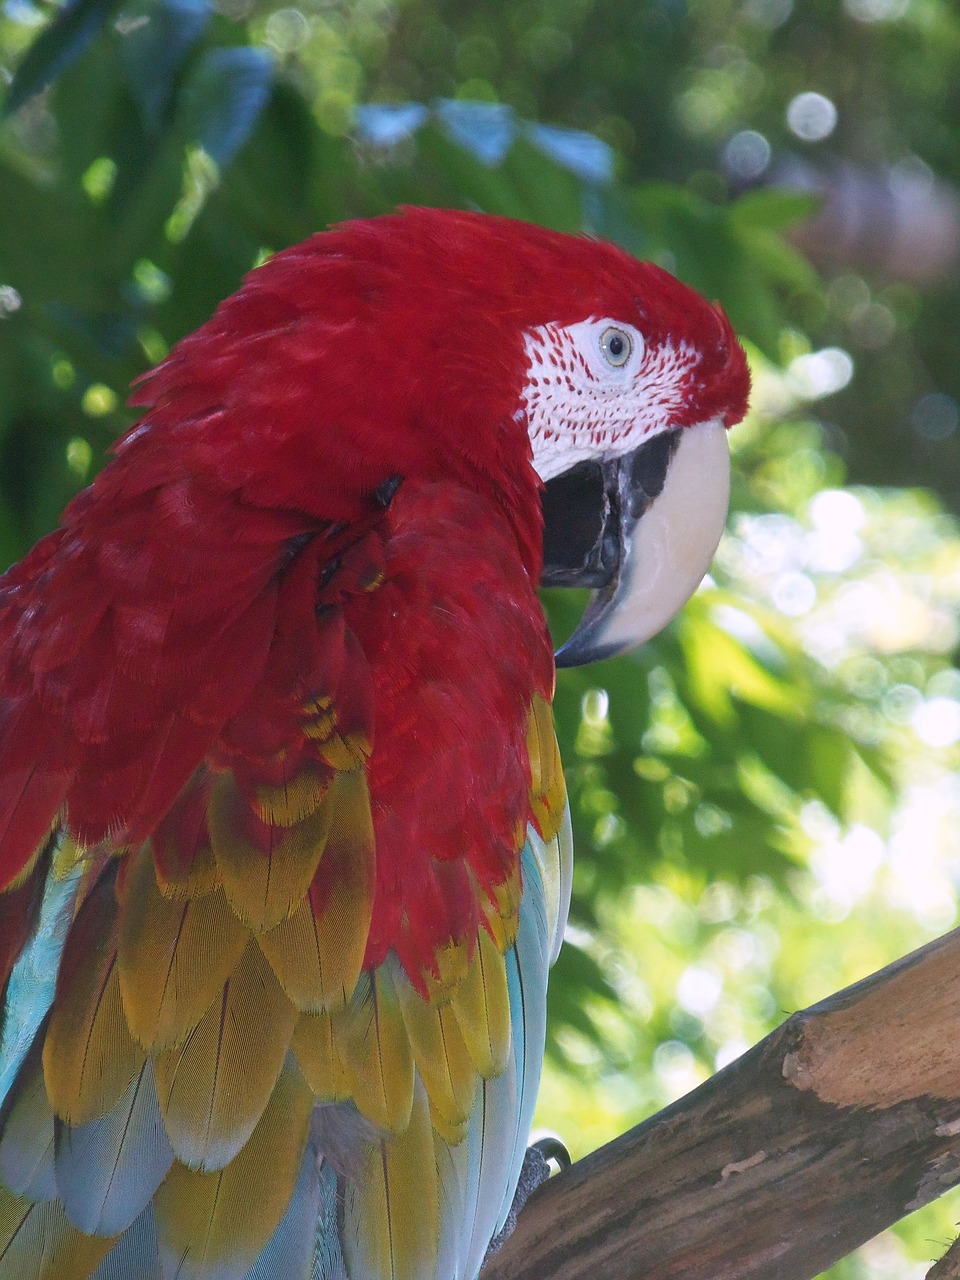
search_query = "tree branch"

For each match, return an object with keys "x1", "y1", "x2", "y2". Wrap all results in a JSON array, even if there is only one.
[{"x1": 482, "y1": 925, "x2": 960, "y2": 1280}]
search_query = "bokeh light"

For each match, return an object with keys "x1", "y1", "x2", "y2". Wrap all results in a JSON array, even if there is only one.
[
  {"x1": 723, "y1": 129, "x2": 772, "y2": 181},
  {"x1": 911, "y1": 392, "x2": 959, "y2": 441},
  {"x1": 786, "y1": 92, "x2": 838, "y2": 142}
]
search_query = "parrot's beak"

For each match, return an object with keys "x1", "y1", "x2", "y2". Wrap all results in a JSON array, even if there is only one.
[{"x1": 541, "y1": 419, "x2": 731, "y2": 667}]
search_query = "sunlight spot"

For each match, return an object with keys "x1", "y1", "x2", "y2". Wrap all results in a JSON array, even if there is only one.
[
  {"x1": 800, "y1": 800, "x2": 839, "y2": 842},
  {"x1": 133, "y1": 259, "x2": 171, "y2": 304},
  {"x1": 265, "y1": 7, "x2": 311, "y2": 55},
  {"x1": 694, "y1": 802, "x2": 732, "y2": 838},
  {"x1": 653, "y1": 1040, "x2": 704, "y2": 1101},
  {"x1": 712, "y1": 927, "x2": 760, "y2": 972},
  {"x1": 772, "y1": 570, "x2": 816, "y2": 616},
  {"x1": 51, "y1": 357, "x2": 74, "y2": 388},
  {"x1": 788, "y1": 347, "x2": 854, "y2": 398},
  {"x1": 810, "y1": 488, "x2": 866, "y2": 535},
  {"x1": 744, "y1": 0, "x2": 793, "y2": 27},
  {"x1": 887, "y1": 783, "x2": 960, "y2": 929},
  {"x1": 806, "y1": 490, "x2": 865, "y2": 572},
  {"x1": 786, "y1": 92, "x2": 837, "y2": 142},
  {"x1": 912, "y1": 698, "x2": 960, "y2": 748},
  {"x1": 65, "y1": 438, "x2": 91, "y2": 479},
  {"x1": 138, "y1": 328, "x2": 168, "y2": 364},
  {"x1": 81, "y1": 156, "x2": 117, "y2": 203},
  {"x1": 844, "y1": 0, "x2": 908, "y2": 20},
  {"x1": 715, "y1": 1040, "x2": 749, "y2": 1070},
  {"x1": 810, "y1": 824, "x2": 885, "y2": 908},
  {"x1": 676, "y1": 966, "x2": 723, "y2": 1015},
  {"x1": 698, "y1": 881, "x2": 740, "y2": 923},
  {"x1": 581, "y1": 688, "x2": 609, "y2": 724},
  {"x1": 0, "y1": 286, "x2": 21, "y2": 317},
  {"x1": 81, "y1": 384, "x2": 118, "y2": 417}
]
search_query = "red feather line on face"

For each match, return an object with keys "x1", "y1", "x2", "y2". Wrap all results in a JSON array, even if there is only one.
[{"x1": 0, "y1": 207, "x2": 746, "y2": 1279}]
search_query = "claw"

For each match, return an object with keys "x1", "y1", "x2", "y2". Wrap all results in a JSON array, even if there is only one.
[
  {"x1": 483, "y1": 1135, "x2": 571, "y2": 1262},
  {"x1": 531, "y1": 1135, "x2": 571, "y2": 1172}
]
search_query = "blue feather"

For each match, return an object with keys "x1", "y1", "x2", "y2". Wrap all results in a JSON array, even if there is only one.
[
  {"x1": 56, "y1": 1060, "x2": 174, "y2": 1236},
  {"x1": 92, "y1": 1207, "x2": 161, "y2": 1279},
  {"x1": 428, "y1": 817, "x2": 569, "y2": 1280},
  {"x1": 311, "y1": 1159, "x2": 346, "y2": 1280},
  {"x1": 0, "y1": 865, "x2": 78, "y2": 1107},
  {"x1": 246, "y1": 1139, "x2": 321, "y2": 1280}
]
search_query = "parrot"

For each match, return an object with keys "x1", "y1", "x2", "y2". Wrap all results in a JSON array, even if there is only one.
[{"x1": 0, "y1": 206, "x2": 748, "y2": 1280}]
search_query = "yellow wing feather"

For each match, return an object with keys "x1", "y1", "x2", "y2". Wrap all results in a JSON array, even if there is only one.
[
  {"x1": 43, "y1": 875, "x2": 146, "y2": 1126},
  {"x1": 396, "y1": 973, "x2": 477, "y2": 1144},
  {"x1": 153, "y1": 838, "x2": 218, "y2": 901},
  {"x1": 257, "y1": 766, "x2": 375, "y2": 1013},
  {"x1": 449, "y1": 927, "x2": 512, "y2": 1078},
  {"x1": 528, "y1": 693, "x2": 566, "y2": 842},
  {"x1": 478, "y1": 862, "x2": 522, "y2": 951},
  {"x1": 291, "y1": 1011, "x2": 352, "y2": 1103},
  {"x1": 257, "y1": 895, "x2": 333, "y2": 1013},
  {"x1": 0, "y1": 1189, "x2": 114, "y2": 1279},
  {"x1": 152, "y1": 1057, "x2": 313, "y2": 1279},
  {"x1": 117, "y1": 843, "x2": 249, "y2": 1052},
  {"x1": 209, "y1": 770, "x2": 333, "y2": 932},
  {"x1": 153, "y1": 942, "x2": 296, "y2": 1171},
  {"x1": 332, "y1": 967, "x2": 415, "y2": 1134},
  {"x1": 343, "y1": 1075, "x2": 440, "y2": 1280},
  {"x1": 253, "y1": 762, "x2": 330, "y2": 826}
]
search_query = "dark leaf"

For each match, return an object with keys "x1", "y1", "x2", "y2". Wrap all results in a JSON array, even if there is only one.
[
  {"x1": 119, "y1": 0, "x2": 211, "y2": 130},
  {"x1": 179, "y1": 45, "x2": 273, "y2": 168},
  {"x1": 3, "y1": 0, "x2": 120, "y2": 117}
]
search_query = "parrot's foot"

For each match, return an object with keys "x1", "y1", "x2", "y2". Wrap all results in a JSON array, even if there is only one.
[{"x1": 483, "y1": 1137, "x2": 572, "y2": 1262}]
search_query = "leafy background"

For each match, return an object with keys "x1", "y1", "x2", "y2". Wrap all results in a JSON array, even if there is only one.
[{"x1": 3, "y1": 1, "x2": 960, "y2": 1275}]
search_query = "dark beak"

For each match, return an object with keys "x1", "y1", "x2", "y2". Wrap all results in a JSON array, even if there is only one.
[{"x1": 541, "y1": 420, "x2": 731, "y2": 667}]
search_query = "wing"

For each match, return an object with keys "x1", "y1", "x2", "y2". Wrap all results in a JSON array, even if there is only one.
[
  {"x1": 0, "y1": 474, "x2": 568, "y2": 1280},
  {"x1": 309, "y1": 705, "x2": 572, "y2": 1280}
]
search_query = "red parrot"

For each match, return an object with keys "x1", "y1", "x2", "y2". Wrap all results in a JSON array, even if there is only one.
[{"x1": 0, "y1": 207, "x2": 748, "y2": 1279}]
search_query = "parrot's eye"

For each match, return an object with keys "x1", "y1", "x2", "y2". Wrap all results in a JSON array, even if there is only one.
[{"x1": 599, "y1": 326, "x2": 634, "y2": 368}]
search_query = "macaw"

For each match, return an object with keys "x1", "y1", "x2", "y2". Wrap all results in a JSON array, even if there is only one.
[{"x1": 0, "y1": 207, "x2": 748, "y2": 1280}]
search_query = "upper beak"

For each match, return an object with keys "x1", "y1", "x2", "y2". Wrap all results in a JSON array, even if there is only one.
[{"x1": 541, "y1": 420, "x2": 731, "y2": 667}]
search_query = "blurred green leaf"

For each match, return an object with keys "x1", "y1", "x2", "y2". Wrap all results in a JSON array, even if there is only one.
[
  {"x1": 3, "y1": 0, "x2": 120, "y2": 117},
  {"x1": 730, "y1": 189, "x2": 821, "y2": 232}
]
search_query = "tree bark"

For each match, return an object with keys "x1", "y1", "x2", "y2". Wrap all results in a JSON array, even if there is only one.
[
  {"x1": 928, "y1": 1236, "x2": 960, "y2": 1279},
  {"x1": 482, "y1": 924, "x2": 960, "y2": 1280}
]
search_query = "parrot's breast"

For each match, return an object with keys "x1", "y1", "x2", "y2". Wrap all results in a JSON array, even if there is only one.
[{"x1": 342, "y1": 478, "x2": 556, "y2": 987}]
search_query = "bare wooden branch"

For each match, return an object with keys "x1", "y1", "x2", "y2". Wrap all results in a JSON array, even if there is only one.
[
  {"x1": 482, "y1": 925, "x2": 960, "y2": 1280},
  {"x1": 928, "y1": 1236, "x2": 960, "y2": 1280}
]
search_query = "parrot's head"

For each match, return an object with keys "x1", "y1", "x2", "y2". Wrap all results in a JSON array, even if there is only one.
[{"x1": 132, "y1": 206, "x2": 749, "y2": 665}]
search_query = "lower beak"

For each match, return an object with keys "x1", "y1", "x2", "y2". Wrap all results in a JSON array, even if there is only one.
[{"x1": 541, "y1": 420, "x2": 731, "y2": 667}]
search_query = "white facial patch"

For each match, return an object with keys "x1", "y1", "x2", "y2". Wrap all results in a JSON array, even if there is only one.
[{"x1": 520, "y1": 317, "x2": 700, "y2": 481}]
